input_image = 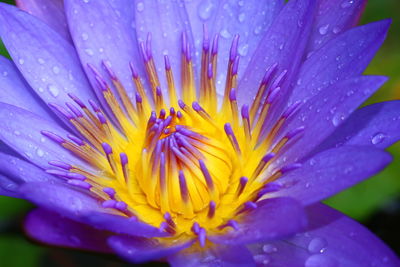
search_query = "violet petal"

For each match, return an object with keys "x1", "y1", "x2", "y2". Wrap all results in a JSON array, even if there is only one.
[
  {"x1": 248, "y1": 203, "x2": 399, "y2": 266},
  {"x1": 24, "y1": 208, "x2": 111, "y2": 253},
  {"x1": 16, "y1": 0, "x2": 71, "y2": 41},
  {"x1": 290, "y1": 19, "x2": 390, "y2": 104},
  {"x1": 108, "y1": 235, "x2": 193, "y2": 263},
  {"x1": 315, "y1": 100, "x2": 400, "y2": 152},
  {"x1": 0, "y1": 56, "x2": 54, "y2": 121},
  {"x1": 0, "y1": 3, "x2": 95, "y2": 112},
  {"x1": 268, "y1": 146, "x2": 392, "y2": 205},
  {"x1": 209, "y1": 197, "x2": 306, "y2": 245},
  {"x1": 168, "y1": 244, "x2": 256, "y2": 267}
]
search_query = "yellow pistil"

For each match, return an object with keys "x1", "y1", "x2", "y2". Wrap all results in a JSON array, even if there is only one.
[{"x1": 44, "y1": 32, "x2": 302, "y2": 245}]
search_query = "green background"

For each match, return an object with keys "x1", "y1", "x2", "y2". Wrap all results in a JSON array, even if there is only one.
[{"x1": 0, "y1": 0, "x2": 399, "y2": 266}]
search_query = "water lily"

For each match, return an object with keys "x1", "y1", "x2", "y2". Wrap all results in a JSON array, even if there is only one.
[{"x1": 0, "y1": 0, "x2": 398, "y2": 266}]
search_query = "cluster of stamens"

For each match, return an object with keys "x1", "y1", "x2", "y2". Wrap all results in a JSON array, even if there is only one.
[{"x1": 42, "y1": 26, "x2": 303, "y2": 245}]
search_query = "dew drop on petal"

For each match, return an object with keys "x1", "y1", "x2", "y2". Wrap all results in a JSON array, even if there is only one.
[
  {"x1": 332, "y1": 26, "x2": 341, "y2": 34},
  {"x1": 81, "y1": 33, "x2": 89, "y2": 41},
  {"x1": 238, "y1": 44, "x2": 249, "y2": 56},
  {"x1": 305, "y1": 254, "x2": 337, "y2": 267},
  {"x1": 36, "y1": 148, "x2": 44, "y2": 157},
  {"x1": 341, "y1": 0, "x2": 354, "y2": 8},
  {"x1": 14, "y1": 130, "x2": 21, "y2": 136},
  {"x1": 84, "y1": 48, "x2": 94, "y2": 56},
  {"x1": 197, "y1": 0, "x2": 215, "y2": 20},
  {"x1": 331, "y1": 113, "x2": 346, "y2": 126},
  {"x1": 308, "y1": 237, "x2": 328, "y2": 254},
  {"x1": 262, "y1": 244, "x2": 278, "y2": 254},
  {"x1": 220, "y1": 28, "x2": 232, "y2": 39},
  {"x1": 47, "y1": 84, "x2": 60, "y2": 97},
  {"x1": 52, "y1": 66, "x2": 60, "y2": 74},
  {"x1": 371, "y1": 132, "x2": 386, "y2": 145},
  {"x1": 318, "y1": 24, "x2": 329, "y2": 35},
  {"x1": 37, "y1": 58, "x2": 45, "y2": 64},
  {"x1": 238, "y1": 13, "x2": 245, "y2": 22},
  {"x1": 136, "y1": 2, "x2": 144, "y2": 12},
  {"x1": 18, "y1": 58, "x2": 24, "y2": 65},
  {"x1": 254, "y1": 26, "x2": 262, "y2": 35},
  {"x1": 2, "y1": 71, "x2": 8, "y2": 76},
  {"x1": 254, "y1": 254, "x2": 271, "y2": 265}
]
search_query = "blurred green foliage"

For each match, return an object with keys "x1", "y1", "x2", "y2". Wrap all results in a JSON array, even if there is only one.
[{"x1": 0, "y1": 0, "x2": 399, "y2": 266}]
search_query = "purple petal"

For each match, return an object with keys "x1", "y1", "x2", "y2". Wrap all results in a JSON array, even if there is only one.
[
  {"x1": 279, "y1": 75, "x2": 387, "y2": 164},
  {"x1": 24, "y1": 208, "x2": 111, "y2": 253},
  {"x1": 108, "y1": 235, "x2": 193, "y2": 264},
  {"x1": 134, "y1": 0, "x2": 195, "y2": 98},
  {"x1": 315, "y1": 101, "x2": 400, "y2": 152},
  {"x1": 16, "y1": 0, "x2": 71, "y2": 41},
  {"x1": 268, "y1": 146, "x2": 392, "y2": 205},
  {"x1": 307, "y1": 0, "x2": 366, "y2": 53},
  {"x1": 0, "y1": 174, "x2": 20, "y2": 197},
  {"x1": 290, "y1": 19, "x2": 390, "y2": 104},
  {"x1": 0, "y1": 152, "x2": 57, "y2": 193},
  {"x1": 0, "y1": 56, "x2": 54, "y2": 121},
  {"x1": 237, "y1": 0, "x2": 316, "y2": 109},
  {"x1": 65, "y1": 0, "x2": 143, "y2": 104},
  {"x1": 0, "y1": 103, "x2": 85, "y2": 169},
  {"x1": 209, "y1": 197, "x2": 306, "y2": 245},
  {"x1": 194, "y1": 0, "x2": 284, "y2": 92},
  {"x1": 168, "y1": 244, "x2": 256, "y2": 267},
  {"x1": 0, "y1": 3, "x2": 95, "y2": 112},
  {"x1": 249, "y1": 203, "x2": 399, "y2": 266},
  {"x1": 19, "y1": 182, "x2": 167, "y2": 238}
]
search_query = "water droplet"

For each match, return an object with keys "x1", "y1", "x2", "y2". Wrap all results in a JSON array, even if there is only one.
[
  {"x1": 84, "y1": 48, "x2": 94, "y2": 56},
  {"x1": 220, "y1": 28, "x2": 232, "y2": 39},
  {"x1": 52, "y1": 66, "x2": 60, "y2": 74},
  {"x1": 2, "y1": 71, "x2": 8, "y2": 76},
  {"x1": 37, "y1": 58, "x2": 45, "y2": 64},
  {"x1": 343, "y1": 166, "x2": 353, "y2": 174},
  {"x1": 308, "y1": 237, "x2": 327, "y2": 254},
  {"x1": 332, "y1": 26, "x2": 341, "y2": 34},
  {"x1": 82, "y1": 0, "x2": 89, "y2": 3},
  {"x1": 341, "y1": 0, "x2": 354, "y2": 8},
  {"x1": 254, "y1": 26, "x2": 262, "y2": 35},
  {"x1": 305, "y1": 254, "x2": 337, "y2": 267},
  {"x1": 81, "y1": 33, "x2": 89, "y2": 40},
  {"x1": 197, "y1": 0, "x2": 215, "y2": 20},
  {"x1": 47, "y1": 84, "x2": 60, "y2": 97},
  {"x1": 332, "y1": 112, "x2": 346, "y2": 126},
  {"x1": 136, "y1": 2, "x2": 144, "y2": 12},
  {"x1": 319, "y1": 24, "x2": 329, "y2": 35},
  {"x1": 36, "y1": 148, "x2": 44, "y2": 157},
  {"x1": 305, "y1": 182, "x2": 311, "y2": 188},
  {"x1": 238, "y1": 13, "x2": 245, "y2": 22},
  {"x1": 279, "y1": 43, "x2": 284, "y2": 50},
  {"x1": 14, "y1": 130, "x2": 21, "y2": 136},
  {"x1": 262, "y1": 244, "x2": 278, "y2": 253},
  {"x1": 18, "y1": 58, "x2": 24, "y2": 65},
  {"x1": 254, "y1": 254, "x2": 271, "y2": 265},
  {"x1": 237, "y1": 0, "x2": 244, "y2": 6},
  {"x1": 371, "y1": 132, "x2": 386, "y2": 145},
  {"x1": 309, "y1": 159, "x2": 316, "y2": 166},
  {"x1": 68, "y1": 196, "x2": 83, "y2": 210},
  {"x1": 238, "y1": 43, "x2": 249, "y2": 56}
]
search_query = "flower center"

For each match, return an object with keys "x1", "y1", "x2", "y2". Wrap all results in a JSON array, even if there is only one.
[{"x1": 42, "y1": 29, "x2": 303, "y2": 241}]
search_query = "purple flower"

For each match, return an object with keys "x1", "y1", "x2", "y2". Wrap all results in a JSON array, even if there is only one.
[{"x1": 0, "y1": 0, "x2": 398, "y2": 266}]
